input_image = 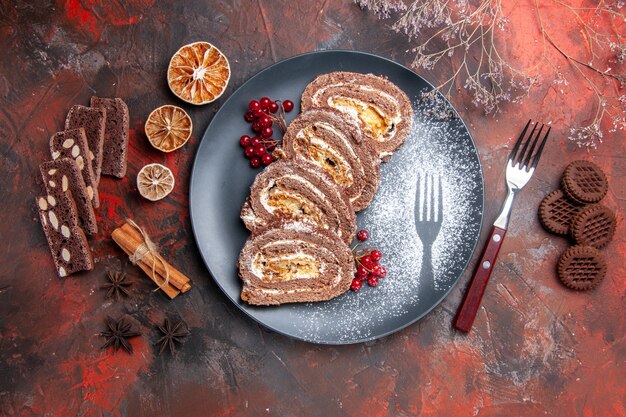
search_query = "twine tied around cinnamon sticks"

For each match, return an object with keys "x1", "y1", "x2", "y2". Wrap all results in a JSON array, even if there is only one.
[
  {"x1": 126, "y1": 218, "x2": 170, "y2": 292},
  {"x1": 112, "y1": 219, "x2": 191, "y2": 299}
]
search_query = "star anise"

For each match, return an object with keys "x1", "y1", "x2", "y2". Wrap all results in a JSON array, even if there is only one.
[
  {"x1": 101, "y1": 271, "x2": 132, "y2": 300},
  {"x1": 156, "y1": 318, "x2": 190, "y2": 355},
  {"x1": 101, "y1": 316, "x2": 141, "y2": 354}
]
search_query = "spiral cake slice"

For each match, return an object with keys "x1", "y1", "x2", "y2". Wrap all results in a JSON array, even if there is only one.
[
  {"x1": 280, "y1": 108, "x2": 380, "y2": 211},
  {"x1": 301, "y1": 71, "x2": 413, "y2": 160},
  {"x1": 238, "y1": 221, "x2": 354, "y2": 305},
  {"x1": 240, "y1": 159, "x2": 356, "y2": 244}
]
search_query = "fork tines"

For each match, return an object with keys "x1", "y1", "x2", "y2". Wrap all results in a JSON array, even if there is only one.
[
  {"x1": 417, "y1": 172, "x2": 443, "y2": 223},
  {"x1": 509, "y1": 120, "x2": 551, "y2": 171}
]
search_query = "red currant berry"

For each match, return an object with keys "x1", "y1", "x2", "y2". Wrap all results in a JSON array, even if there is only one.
[
  {"x1": 261, "y1": 154, "x2": 273, "y2": 166},
  {"x1": 259, "y1": 114, "x2": 272, "y2": 127},
  {"x1": 261, "y1": 126, "x2": 273, "y2": 138},
  {"x1": 250, "y1": 156, "x2": 261, "y2": 168},
  {"x1": 253, "y1": 145, "x2": 266, "y2": 157},
  {"x1": 260, "y1": 96, "x2": 272, "y2": 109},
  {"x1": 356, "y1": 265, "x2": 368, "y2": 278},
  {"x1": 371, "y1": 264, "x2": 383, "y2": 277},
  {"x1": 239, "y1": 135, "x2": 251, "y2": 147},
  {"x1": 357, "y1": 230, "x2": 369, "y2": 241},
  {"x1": 376, "y1": 265, "x2": 387, "y2": 278},
  {"x1": 244, "y1": 146, "x2": 255, "y2": 158},
  {"x1": 370, "y1": 249, "x2": 382, "y2": 262},
  {"x1": 244, "y1": 111, "x2": 255, "y2": 123},
  {"x1": 361, "y1": 255, "x2": 373, "y2": 269},
  {"x1": 265, "y1": 141, "x2": 276, "y2": 152},
  {"x1": 249, "y1": 100, "x2": 261, "y2": 112},
  {"x1": 251, "y1": 136, "x2": 262, "y2": 146},
  {"x1": 252, "y1": 109, "x2": 265, "y2": 119},
  {"x1": 367, "y1": 275, "x2": 379, "y2": 287},
  {"x1": 282, "y1": 100, "x2": 294, "y2": 112},
  {"x1": 252, "y1": 121, "x2": 262, "y2": 132},
  {"x1": 268, "y1": 101, "x2": 279, "y2": 113},
  {"x1": 350, "y1": 278, "x2": 363, "y2": 291}
]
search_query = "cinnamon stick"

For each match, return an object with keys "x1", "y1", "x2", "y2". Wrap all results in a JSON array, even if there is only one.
[
  {"x1": 112, "y1": 229, "x2": 180, "y2": 298},
  {"x1": 111, "y1": 221, "x2": 191, "y2": 298},
  {"x1": 116, "y1": 223, "x2": 191, "y2": 292},
  {"x1": 135, "y1": 260, "x2": 180, "y2": 299}
]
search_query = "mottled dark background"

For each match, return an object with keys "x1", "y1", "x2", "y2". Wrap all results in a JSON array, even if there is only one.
[{"x1": 0, "y1": 1, "x2": 624, "y2": 416}]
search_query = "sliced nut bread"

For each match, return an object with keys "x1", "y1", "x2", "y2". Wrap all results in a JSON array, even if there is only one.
[
  {"x1": 36, "y1": 191, "x2": 93, "y2": 277},
  {"x1": 50, "y1": 128, "x2": 99, "y2": 208},
  {"x1": 65, "y1": 105, "x2": 106, "y2": 185},
  {"x1": 40, "y1": 158, "x2": 98, "y2": 235},
  {"x1": 90, "y1": 97, "x2": 129, "y2": 178}
]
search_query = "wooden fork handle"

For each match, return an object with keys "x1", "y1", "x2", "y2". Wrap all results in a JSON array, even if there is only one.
[{"x1": 454, "y1": 226, "x2": 507, "y2": 332}]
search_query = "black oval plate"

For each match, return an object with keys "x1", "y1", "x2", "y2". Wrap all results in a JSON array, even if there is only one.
[{"x1": 190, "y1": 50, "x2": 484, "y2": 344}]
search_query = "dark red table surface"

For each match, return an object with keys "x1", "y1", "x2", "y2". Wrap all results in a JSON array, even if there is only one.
[{"x1": 1, "y1": 1, "x2": 624, "y2": 416}]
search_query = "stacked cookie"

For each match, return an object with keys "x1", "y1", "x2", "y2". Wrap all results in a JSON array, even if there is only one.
[
  {"x1": 538, "y1": 160, "x2": 616, "y2": 290},
  {"x1": 37, "y1": 97, "x2": 129, "y2": 277},
  {"x1": 238, "y1": 72, "x2": 413, "y2": 305}
]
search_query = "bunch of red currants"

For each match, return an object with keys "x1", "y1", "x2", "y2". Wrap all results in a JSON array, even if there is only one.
[
  {"x1": 240, "y1": 97, "x2": 294, "y2": 168},
  {"x1": 351, "y1": 229, "x2": 388, "y2": 291}
]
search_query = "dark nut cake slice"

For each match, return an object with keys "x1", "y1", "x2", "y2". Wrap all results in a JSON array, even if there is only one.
[
  {"x1": 40, "y1": 158, "x2": 98, "y2": 235},
  {"x1": 65, "y1": 105, "x2": 106, "y2": 185},
  {"x1": 50, "y1": 128, "x2": 99, "y2": 208},
  {"x1": 90, "y1": 97, "x2": 129, "y2": 178},
  {"x1": 36, "y1": 190, "x2": 93, "y2": 277}
]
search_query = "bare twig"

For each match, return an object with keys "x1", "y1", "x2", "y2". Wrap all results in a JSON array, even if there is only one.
[{"x1": 356, "y1": 0, "x2": 625, "y2": 148}]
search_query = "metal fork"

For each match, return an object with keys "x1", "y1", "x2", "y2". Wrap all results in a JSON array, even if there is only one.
[
  {"x1": 454, "y1": 120, "x2": 551, "y2": 332},
  {"x1": 415, "y1": 172, "x2": 443, "y2": 293}
]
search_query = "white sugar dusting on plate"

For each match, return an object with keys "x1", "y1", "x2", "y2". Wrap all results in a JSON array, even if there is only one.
[{"x1": 294, "y1": 105, "x2": 483, "y2": 343}]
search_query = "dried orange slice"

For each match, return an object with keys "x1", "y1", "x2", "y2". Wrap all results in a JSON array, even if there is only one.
[
  {"x1": 145, "y1": 105, "x2": 193, "y2": 152},
  {"x1": 137, "y1": 163, "x2": 175, "y2": 201},
  {"x1": 167, "y1": 41, "x2": 230, "y2": 105}
]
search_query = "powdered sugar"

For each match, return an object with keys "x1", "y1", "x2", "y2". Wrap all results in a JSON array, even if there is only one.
[
  {"x1": 282, "y1": 221, "x2": 315, "y2": 233},
  {"x1": 297, "y1": 103, "x2": 483, "y2": 343}
]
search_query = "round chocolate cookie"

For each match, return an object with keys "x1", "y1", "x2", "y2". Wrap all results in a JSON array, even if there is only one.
[
  {"x1": 538, "y1": 189, "x2": 581, "y2": 235},
  {"x1": 570, "y1": 204, "x2": 616, "y2": 249},
  {"x1": 562, "y1": 160, "x2": 608, "y2": 204},
  {"x1": 557, "y1": 245, "x2": 607, "y2": 290}
]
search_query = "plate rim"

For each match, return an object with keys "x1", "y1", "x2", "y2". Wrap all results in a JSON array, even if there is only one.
[{"x1": 189, "y1": 49, "x2": 485, "y2": 345}]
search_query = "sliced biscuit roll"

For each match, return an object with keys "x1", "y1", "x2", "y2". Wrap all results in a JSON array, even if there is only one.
[
  {"x1": 36, "y1": 190, "x2": 93, "y2": 277},
  {"x1": 238, "y1": 221, "x2": 354, "y2": 305},
  {"x1": 280, "y1": 108, "x2": 380, "y2": 212},
  {"x1": 301, "y1": 71, "x2": 413, "y2": 160},
  {"x1": 240, "y1": 159, "x2": 356, "y2": 244}
]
